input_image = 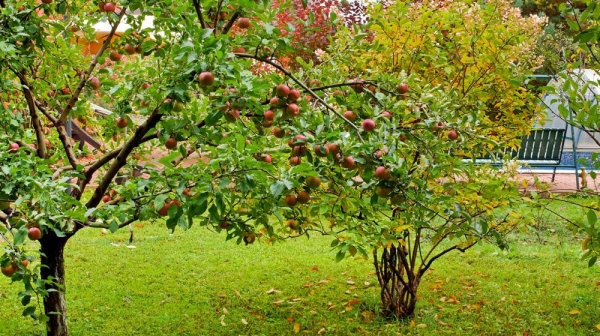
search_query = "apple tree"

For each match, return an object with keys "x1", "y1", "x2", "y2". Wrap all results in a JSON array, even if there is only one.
[
  {"x1": 0, "y1": 0, "x2": 544, "y2": 335},
  {"x1": 293, "y1": 0, "x2": 547, "y2": 317}
]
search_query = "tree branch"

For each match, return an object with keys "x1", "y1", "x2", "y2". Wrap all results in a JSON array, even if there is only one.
[
  {"x1": 18, "y1": 74, "x2": 48, "y2": 158},
  {"x1": 57, "y1": 8, "x2": 127, "y2": 124},
  {"x1": 191, "y1": 0, "x2": 207, "y2": 29},
  {"x1": 221, "y1": 10, "x2": 240, "y2": 35},
  {"x1": 421, "y1": 242, "x2": 476, "y2": 275},
  {"x1": 234, "y1": 53, "x2": 364, "y2": 141},
  {"x1": 86, "y1": 111, "x2": 163, "y2": 209}
]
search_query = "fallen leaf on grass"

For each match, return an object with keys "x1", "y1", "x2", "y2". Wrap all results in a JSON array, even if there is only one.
[
  {"x1": 241, "y1": 318, "x2": 248, "y2": 325},
  {"x1": 293, "y1": 322, "x2": 300, "y2": 333},
  {"x1": 266, "y1": 288, "x2": 281, "y2": 294},
  {"x1": 217, "y1": 293, "x2": 227, "y2": 298},
  {"x1": 273, "y1": 300, "x2": 284, "y2": 305},
  {"x1": 434, "y1": 314, "x2": 448, "y2": 326},
  {"x1": 286, "y1": 317, "x2": 294, "y2": 323},
  {"x1": 319, "y1": 280, "x2": 329, "y2": 284},
  {"x1": 348, "y1": 299, "x2": 361, "y2": 306},
  {"x1": 235, "y1": 289, "x2": 242, "y2": 298},
  {"x1": 311, "y1": 266, "x2": 319, "y2": 271},
  {"x1": 220, "y1": 315, "x2": 226, "y2": 326},
  {"x1": 596, "y1": 324, "x2": 600, "y2": 330},
  {"x1": 364, "y1": 281, "x2": 370, "y2": 287},
  {"x1": 317, "y1": 328, "x2": 326, "y2": 334},
  {"x1": 417, "y1": 323, "x2": 427, "y2": 328},
  {"x1": 569, "y1": 310, "x2": 580, "y2": 315},
  {"x1": 304, "y1": 282, "x2": 313, "y2": 288},
  {"x1": 347, "y1": 280, "x2": 355, "y2": 285},
  {"x1": 361, "y1": 310, "x2": 375, "y2": 323},
  {"x1": 222, "y1": 307, "x2": 228, "y2": 314}
]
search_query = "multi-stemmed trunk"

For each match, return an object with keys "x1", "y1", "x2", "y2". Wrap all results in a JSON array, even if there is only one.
[
  {"x1": 373, "y1": 245, "x2": 421, "y2": 319},
  {"x1": 39, "y1": 233, "x2": 70, "y2": 336}
]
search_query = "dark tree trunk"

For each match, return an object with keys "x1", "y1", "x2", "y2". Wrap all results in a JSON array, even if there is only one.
[
  {"x1": 40, "y1": 233, "x2": 70, "y2": 336},
  {"x1": 373, "y1": 245, "x2": 420, "y2": 319}
]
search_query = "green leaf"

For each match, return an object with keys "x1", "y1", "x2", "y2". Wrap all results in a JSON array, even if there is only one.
[
  {"x1": 335, "y1": 250, "x2": 345, "y2": 262},
  {"x1": 205, "y1": 110, "x2": 222, "y2": 126},
  {"x1": 588, "y1": 255, "x2": 597, "y2": 267},
  {"x1": 588, "y1": 209, "x2": 597, "y2": 227},
  {"x1": 21, "y1": 294, "x2": 31, "y2": 306},
  {"x1": 13, "y1": 226, "x2": 28, "y2": 246},
  {"x1": 109, "y1": 220, "x2": 119, "y2": 233},
  {"x1": 270, "y1": 181, "x2": 285, "y2": 198},
  {"x1": 22, "y1": 305, "x2": 35, "y2": 317}
]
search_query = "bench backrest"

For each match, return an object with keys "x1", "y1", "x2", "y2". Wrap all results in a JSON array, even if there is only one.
[{"x1": 507, "y1": 128, "x2": 566, "y2": 161}]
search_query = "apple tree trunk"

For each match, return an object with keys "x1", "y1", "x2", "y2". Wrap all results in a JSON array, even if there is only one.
[
  {"x1": 373, "y1": 245, "x2": 420, "y2": 319},
  {"x1": 40, "y1": 233, "x2": 70, "y2": 336}
]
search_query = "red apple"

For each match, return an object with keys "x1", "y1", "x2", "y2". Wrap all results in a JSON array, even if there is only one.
[
  {"x1": 237, "y1": 18, "x2": 251, "y2": 29},
  {"x1": 141, "y1": 83, "x2": 150, "y2": 90},
  {"x1": 447, "y1": 130, "x2": 459, "y2": 140},
  {"x1": 219, "y1": 220, "x2": 229, "y2": 229},
  {"x1": 362, "y1": 119, "x2": 376, "y2": 132},
  {"x1": 314, "y1": 144, "x2": 329, "y2": 157},
  {"x1": 61, "y1": 87, "x2": 71, "y2": 95},
  {"x1": 109, "y1": 51, "x2": 122, "y2": 62},
  {"x1": 381, "y1": 111, "x2": 392, "y2": 118},
  {"x1": 8, "y1": 143, "x2": 19, "y2": 153},
  {"x1": 275, "y1": 84, "x2": 290, "y2": 98},
  {"x1": 224, "y1": 109, "x2": 240, "y2": 123},
  {"x1": 297, "y1": 191, "x2": 310, "y2": 204},
  {"x1": 165, "y1": 137, "x2": 177, "y2": 149},
  {"x1": 292, "y1": 145, "x2": 307, "y2": 157},
  {"x1": 397, "y1": 83, "x2": 408, "y2": 94},
  {"x1": 350, "y1": 80, "x2": 364, "y2": 93},
  {"x1": 1, "y1": 264, "x2": 16, "y2": 277},
  {"x1": 20, "y1": 260, "x2": 29, "y2": 268},
  {"x1": 286, "y1": 103, "x2": 299, "y2": 116},
  {"x1": 102, "y1": 194, "x2": 111, "y2": 203},
  {"x1": 433, "y1": 122, "x2": 446, "y2": 132},
  {"x1": 41, "y1": 0, "x2": 53, "y2": 3},
  {"x1": 89, "y1": 76, "x2": 101, "y2": 90},
  {"x1": 198, "y1": 72, "x2": 215, "y2": 86},
  {"x1": 375, "y1": 166, "x2": 391, "y2": 180},
  {"x1": 70, "y1": 25, "x2": 79, "y2": 33},
  {"x1": 326, "y1": 143, "x2": 340, "y2": 156},
  {"x1": 116, "y1": 117, "x2": 128, "y2": 129},
  {"x1": 233, "y1": 47, "x2": 246, "y2": 53},
  {"x1": 269, "y1": 97, "x2": 280, "y2": 106},
  {"x1": 306, "y1": 176, "x2": 321, "y2": 189},
  {"x1": 284, "y1": 194, "x2": 297, "y2": 207},
  {"x1": 341, "y1": 156, "x2": 356, "y2": 169},
  {"x1": 124, "y1": 44, "x2": 136, "y2": 55},
  {"x1": 27, "y1": 227, "x2": 42, "y2": 241},
  {"x1": 264, "y1": 110, "x2": 275, "y2": 121},
  {"x1": 273, "y1": 128, "x2": 285, "y2": 138},
  {"x1": 288, "y1": 89, "x2": 301, "y2": 102},
  {"x1": 263, "y1": 154, "x2": 272, "y2": 163},
  {"x1": 288, "y1": 219, "x2": 300, "y2": 230},
  {"x1": 104, "y1": 3, "x2": 116, "y2": 12},
  {"x1": 343, "y1": 110, "x2": 357, "y2": 121},
  {"x1": 243, "y1": 232, "x2": 255, "y2": 244},
  {"x1": 289, "y1": 156, "x2": 301, "y2": 165}
]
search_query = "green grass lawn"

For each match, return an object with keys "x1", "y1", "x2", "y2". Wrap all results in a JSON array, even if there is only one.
[{"x1": 1, "y1": 200, "x2": 600, "y2": 335}]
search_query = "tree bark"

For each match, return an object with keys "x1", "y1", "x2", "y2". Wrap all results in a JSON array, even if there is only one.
[
  {"x1": 40, "y1": 234, "x2": 69, "y2": 336},
  {"x1": 374, "y1": 245, "x2": 420, "y2": 319}
]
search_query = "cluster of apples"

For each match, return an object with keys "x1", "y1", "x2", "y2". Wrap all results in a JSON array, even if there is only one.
[
  {"x1": 2, "y1": 228, "x2": 41, "y2": 277},
  {"x1": 263, "y1": 84, "x2": 302, "y2": 128}
]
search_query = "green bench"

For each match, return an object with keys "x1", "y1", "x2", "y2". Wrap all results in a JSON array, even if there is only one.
[{"x1": 465, "y1": 128, "x2": 580, "y2": 189}]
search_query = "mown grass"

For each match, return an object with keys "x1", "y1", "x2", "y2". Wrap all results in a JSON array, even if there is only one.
[{"x1": 0, "y1": 198, "x2": 599, "y2": 335}]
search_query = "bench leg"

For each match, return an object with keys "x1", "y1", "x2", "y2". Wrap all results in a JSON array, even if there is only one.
[{"x1": 552, "y1": 167, "x2": 556, "y2": 182}]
